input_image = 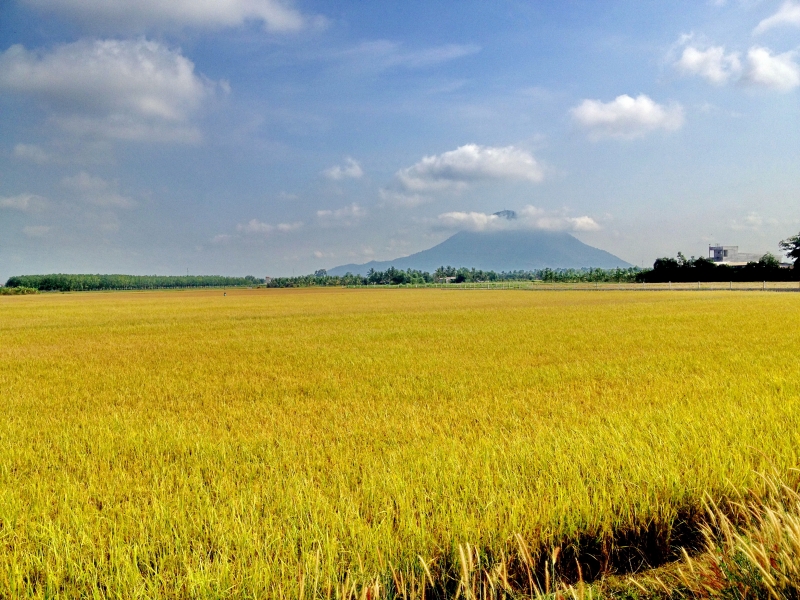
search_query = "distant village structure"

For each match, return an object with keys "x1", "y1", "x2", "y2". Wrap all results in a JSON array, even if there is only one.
[{"x1": 708, "y1": 245, "x2": 764, "y2": 266}]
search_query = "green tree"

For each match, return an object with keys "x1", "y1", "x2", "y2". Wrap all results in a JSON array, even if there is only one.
[
  {"x1": 758, "y1": 253, "x2": 781, "y2": 269},
  {"x1": 779, "y1": 233, "x2": 800, "y2": 266}
]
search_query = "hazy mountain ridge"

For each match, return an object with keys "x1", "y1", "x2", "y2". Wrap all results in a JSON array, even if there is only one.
[{"x1": 327, "y1": 229, "x2": 631, "y2": 276}]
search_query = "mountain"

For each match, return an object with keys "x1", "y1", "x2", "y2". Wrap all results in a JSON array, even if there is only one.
[{"x1": 327, "y1": 229, "x2": 631, "y2": 276}]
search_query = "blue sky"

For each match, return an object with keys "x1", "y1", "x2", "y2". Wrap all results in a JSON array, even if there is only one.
[{"x1": 1, "y1": 0, "x2": 799, "y2": 279}]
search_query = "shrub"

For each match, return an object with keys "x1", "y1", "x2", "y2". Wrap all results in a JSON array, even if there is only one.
[{"x1": 0, "y1": 286, "x2": 37, "y2": 295}]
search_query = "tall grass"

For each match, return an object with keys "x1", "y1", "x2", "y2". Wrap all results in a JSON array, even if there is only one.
[
  {"x1": 0, "y1": 288, "x2": 799, "y2": 597},
  {"x1": 618, "y1": 473, "x2": 800, "y2": 598}
]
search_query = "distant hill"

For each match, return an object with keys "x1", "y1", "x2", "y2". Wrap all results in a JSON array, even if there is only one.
[{"x1": 327, "y1": 229, "x2": 631, "y2": 276}]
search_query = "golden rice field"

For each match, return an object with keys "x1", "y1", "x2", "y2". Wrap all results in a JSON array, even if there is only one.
[{"x1": 1, "y1": 288, "x2": 799, "y2": 598}]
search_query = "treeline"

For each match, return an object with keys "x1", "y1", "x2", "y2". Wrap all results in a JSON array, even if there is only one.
[
  {"x1": 636, "y1": 252, "x2": 798, "y2": 283},
  {"x1": 431, "y1": 265, "x2": 640, "y2": 283},
  {"x1": 8, "y1": 253, "x2": 796, "y2": 294},
  {"x1": 266, "y1": 265, "x2": 642, "y2": 287},
  {"x1": 5, "y1": 274, "x2": 262, "y2": 292},
  {"x1": 267, "y1": 268, "x2": 432, "y2": 288},
  {"x1": 0, "y1": 286, "x2": 37, "y2": 295}
]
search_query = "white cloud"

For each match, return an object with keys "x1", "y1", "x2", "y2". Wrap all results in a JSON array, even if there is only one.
[
  {"x1": 744, "y1": 212, "x2": 763, "y2": 228},
  {"x1": 20, "y1": 0, "x2": 312, "y2": 33},
  {"x1": 334, "y1": 41, "x2": 480, "y2": 72},
  {"x1": 378, "y1": 189, "x2": 428, "y2": 208},
  {"x1": 676, "y1": 46, "x2": 742, "y2": 85},
  {"x1": 62, "y1": 171, "x2": 135, "y2": 208},
  {"x1": 323, "y1": 157, "x2": 363, "y2": 180},
  {"x1": 22, "y1": 225, "x2": 52, "y2": 237},
  {"x1": 14, "y1": 139, "x2": 115, "y2": 166},
  {"x1": 437, "y1": 211, "x2": 500, "y2": 231},
  {"x1": 0, "y1": 193, "x2": 48, "y2": 212},
  {"x1": 743, "y1": 46, "x2": 800, "y2": 90},
  {"x1": 391, "y1": 43, "x2": 480, "y2": 68},
  {"x1": 0, "y1": 39, "x2": 214, "y2": 143},
  {"x1": 237, "y1": 219, "x2": 302, "y2": 234},
  {"x1": 730, "y1": 211, "x2": 780, "y2": 230},
  {"x1": 671, "y1": 36, "x2": 800, "y2": 92},
  {"x1": 394, "y1": 144, "x2": 543, "y2": 193},
  {"x1": 754, "y1": 1, "x2": 800, "y2": 34},
  {"x1": 316, "y1": 203, "x2": 366, "y2": 225},
  {"x1": 571, "y1": 94, "x2": 685, "y2": 140},
  {"x1": 436, "y1": 206, "x2": 601, "y2": 233},
  {"x1": 562, "y1": 215, "x2": 602, "y2": 231},
  {"x1": 13, "y1": 143, "x2": 51, "y2": 164}
]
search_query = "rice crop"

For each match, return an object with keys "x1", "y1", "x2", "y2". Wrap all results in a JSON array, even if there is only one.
[{"x1": 1, "y1": 288, "x2": 799, "y2": 598}]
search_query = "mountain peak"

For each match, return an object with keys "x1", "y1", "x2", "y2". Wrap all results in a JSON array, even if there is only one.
[{"x1": 327, "y1": 229, "x2": 631, "y2": 276}]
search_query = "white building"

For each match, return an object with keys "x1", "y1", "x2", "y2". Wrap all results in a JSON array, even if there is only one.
[{"x1": 708, "y1": 245, "x2": 763, "y2": 266}]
